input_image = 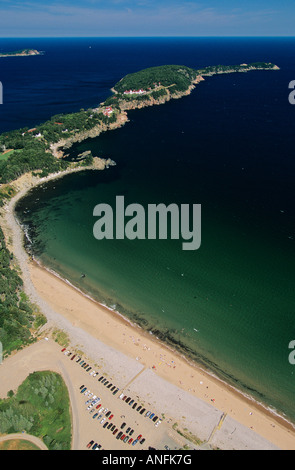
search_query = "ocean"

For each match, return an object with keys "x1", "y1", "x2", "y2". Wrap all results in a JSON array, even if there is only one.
[{"x1": 1, "y1": 37, "x2": 295, "y2": 424}]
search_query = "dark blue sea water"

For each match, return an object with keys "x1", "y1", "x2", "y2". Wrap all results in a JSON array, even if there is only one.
[{"x1": 1, "y1": 37, "x2": 295, "y2": 424}]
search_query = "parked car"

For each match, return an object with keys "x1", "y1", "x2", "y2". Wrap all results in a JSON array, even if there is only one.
[
  {"x1": 155, "y1": 419, "x2": 162, "y2": 427},
  {"x1": 105, "y1": 411, "x2": 111, "y2": 418},
  {"x1": 80, "y1": 387, "x2": 87, "y2": 393},
  {"x1": 120, "y1": 434, "x2": 126, "y2": 441},
  {"x1": 140, "y1": 438, "x2": 146, "y2": 445},
  {"x1": 149, "y1": 413, "x2": 155, "y2": 419},
  {"x1": 100, "y1": 418, "x2": 106, "y2": 424},
  {"x1": 98, "y1": 376, "x2": 104, "y2": 382},
  {"x1": 140, "y1": 408, "x2": 146, "y2": 415},
  {"x1": 79, "y1": 384, "x2": 85, "y2": 390},
  {"x1": 137, "y1": 434, "x2": 142, "y2": 440},
  {"x1": 132, "y1": 402, "x2": 137, "y2": 409},
  {"x1": 152, "y1": 415, "x2": 158, "y2": 422},
  {"x1": 128, "y1": 438, "x2": 133, "y2": 445},
  {"x1": 116, "y1": 432, "x2": 123, "y2": 440},
  {"x1": 126, "y1": 397, "x2": 131, "y2": 404},
  {"x1": 119, "y1": 393, "x2": 124, "y2": 399},
  {"x1": 93, "y1": 413, "x2": 98, "y2": 419},
  {"x1": 113, "y1": 388, "x2": 119, "y2": 395},
  {"x1": 145, "y1": 411, "x2": 151, "y2": 417},
  {"x1": 121, "y1": 422, "x2": 126, "y2": 430},
  {"x1": 129, "y1": 399, "x2": 134, "y2": 406},
  {"x1": 132, "y1": 439, "x2": 138, "y2": 446},
  {"x1": 136, "y1": 405, "x2": 142, "y2": 412},
  {"x1": 87, "y1": 440, "x2": 94, "y2": 448},
  {"x1": 113, "y1": 429, "x2": 118, "y2": 436},
  {"x1": 123, "y1": 436, "x2": 129, "y2": 443},
  {"x1": 103, "y1": 422, "x2": 108, "y2": 428},
  {"x1": 109, "y1": 414, "x2": 114, "y2": 420}
]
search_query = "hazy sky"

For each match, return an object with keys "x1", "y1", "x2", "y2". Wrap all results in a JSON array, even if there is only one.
[{"x1": 0, "y1": 0, "x2": 294, "y2": 37}]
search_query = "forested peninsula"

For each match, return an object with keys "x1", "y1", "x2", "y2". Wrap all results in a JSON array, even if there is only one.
[{"x1": 0, "y1": 62, "x2": 279, "y2": 189}]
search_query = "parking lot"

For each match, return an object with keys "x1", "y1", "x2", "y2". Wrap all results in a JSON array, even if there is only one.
[{"x1": 61, "y1": 348, "x2": 179, "y2": 450}]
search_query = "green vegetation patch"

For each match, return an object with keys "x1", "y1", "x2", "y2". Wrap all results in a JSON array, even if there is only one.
[
  {"x1": 0, "y1": 371, "x2": 72, "y2": 450},
  {"x1": 113, "y1": 64, "x2": 199, "y2": 94},
  {"x1": 0, "y1": 227, "x2": 40, "y2": 356}
]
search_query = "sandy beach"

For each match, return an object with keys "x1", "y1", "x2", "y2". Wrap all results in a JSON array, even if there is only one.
[{"x1": 1, "y1": 169, "x2": 295, "y2": 450}]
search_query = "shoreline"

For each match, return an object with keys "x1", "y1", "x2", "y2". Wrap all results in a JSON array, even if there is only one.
[
  {"x1": 30, "y1": 258, "x2": 295, "y2": 436},
  {"x1": 1, "y1": 168, "x2": 295, "y2": 450}
]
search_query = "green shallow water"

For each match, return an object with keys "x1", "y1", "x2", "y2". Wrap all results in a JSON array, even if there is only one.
[{"x1": 16, "y1": 85, "x2": 295, "y2": 425}]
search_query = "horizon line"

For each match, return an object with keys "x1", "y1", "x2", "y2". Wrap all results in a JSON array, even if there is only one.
[{"x1": 0, "y1": 35, "x2": 295, "y2": 39}]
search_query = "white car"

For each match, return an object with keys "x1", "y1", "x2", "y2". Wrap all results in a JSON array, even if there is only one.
[
  {"x1": 100, "y1": 418, "x2": 106, "y2": 424},
  {"x1": 84, "y1": 390, "x2": 91, "y2": 396},
  {"x1": 155, "y1": 419, "x2": 162, "y2": 427},
  {"x1": 119, "y1": 393, "x2": 124, "y2": 399}
]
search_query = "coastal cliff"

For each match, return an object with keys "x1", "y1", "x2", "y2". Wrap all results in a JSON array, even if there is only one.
[
  {"x1": 117, "y1": 75, "x2": 205, "y2": 112},
  {"x1": 50, "y1": 111, "x2": 128, "y2": 158}
]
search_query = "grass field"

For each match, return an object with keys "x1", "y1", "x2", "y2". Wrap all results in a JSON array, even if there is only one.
[{"x1": 0, "y1": 149, "x2": 14, "y2": 161}]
